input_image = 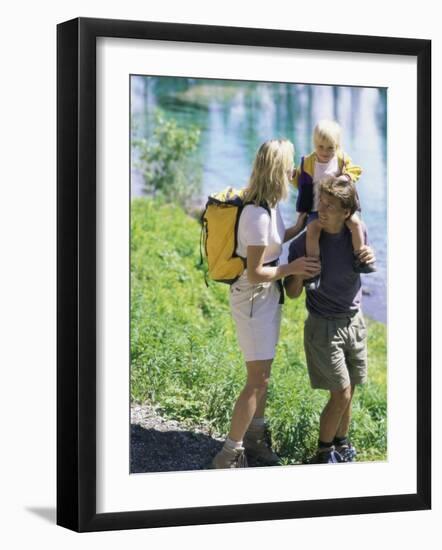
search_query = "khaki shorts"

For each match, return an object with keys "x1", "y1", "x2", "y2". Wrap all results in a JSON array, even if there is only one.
[
  {"x1": 303, "y1": 310, "x2": 368, "y2": 391},
  {"x1": 230, "y1": 279, "x2": 282, "y2": 362}
]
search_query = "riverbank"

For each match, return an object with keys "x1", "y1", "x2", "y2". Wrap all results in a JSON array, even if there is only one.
[{"x1": 131, "y1": 197, "x2": 387, "y2": 464}]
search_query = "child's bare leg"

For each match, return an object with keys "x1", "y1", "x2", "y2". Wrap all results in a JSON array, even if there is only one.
[
  {"x1": 346, "y1": 213, "x2": 376, "y2": 273},
  {"x1": 304, "y1": 219, "x2": 322, "y2": 289},
  {"x1": 345, "y1": 213, "x2": 364, "y2": 253},
  {"x1": 306, "y1": 219, "x2": 322, "y2": 259}
]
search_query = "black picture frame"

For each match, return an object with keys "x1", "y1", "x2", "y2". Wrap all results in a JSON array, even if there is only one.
[{"x1": 57, "y1": 17, "x2": 431, "y2": 532}]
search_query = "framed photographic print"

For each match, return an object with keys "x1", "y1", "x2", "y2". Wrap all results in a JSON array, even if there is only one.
[{"x1": 57, "y1": 17, "x2": 431, "y2": 532}]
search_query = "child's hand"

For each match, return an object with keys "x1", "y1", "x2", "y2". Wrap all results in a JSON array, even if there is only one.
[
  {"x1": 357, "y1": 245, "x2": 376, "y2": 265},
  {"x1": 337, "y1": 174, "x2": 351, "y2": 183}
]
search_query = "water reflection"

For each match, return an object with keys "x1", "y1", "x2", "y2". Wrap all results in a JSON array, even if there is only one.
[{"x1": 131, "y1": 77, "x2": 387, "y2": 323}]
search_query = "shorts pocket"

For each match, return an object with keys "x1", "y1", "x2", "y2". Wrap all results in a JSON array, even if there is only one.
[
  {"x1": 354, "y1": 316, "x2": 367, "y2": 342},
  {"x1": 305, "y1": 316, "x2": 329, "y2": 347}
]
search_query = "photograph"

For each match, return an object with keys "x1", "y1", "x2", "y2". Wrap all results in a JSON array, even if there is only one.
[{"x1": 129, "y1": 75, "x2": 388, "y2": 473}]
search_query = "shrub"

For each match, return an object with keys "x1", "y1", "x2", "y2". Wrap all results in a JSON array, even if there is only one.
[{"x1": 134, "y1": 109, "x2": 202, "y2": 208}]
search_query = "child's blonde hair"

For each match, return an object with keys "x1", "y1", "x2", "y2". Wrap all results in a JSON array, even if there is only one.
[
  {"x1": 313, "y1": 120, "x2": 342, "y2": 150},
  {"x1": 244, "y1": 139, "x2": 294, "y2": 208}
]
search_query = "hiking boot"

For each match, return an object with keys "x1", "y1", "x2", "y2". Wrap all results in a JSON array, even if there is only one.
[
  {"x1": 210, "y1": 445, "x2": 248, "y2": 469},
  {"x1": 244, "y1": 426, "x2": 281, "y2": 466},
  {"x1": 335, "y1": 442, "x2": 357, "y2": 462},
  {"x1": 303, "y1": 274, "x2": 321, "y2": 291},
  {"x1": 309, "y1": 446, "x2": 343, "y2": 464}
]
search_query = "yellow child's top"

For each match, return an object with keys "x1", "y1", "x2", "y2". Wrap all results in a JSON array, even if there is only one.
[{"x1": 292, "y1": 150, "x2": 362, "y2": 187}]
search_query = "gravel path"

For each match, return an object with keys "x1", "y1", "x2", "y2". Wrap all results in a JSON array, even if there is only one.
[{"x1": 130, "y1": 404, "x2": 224, "y2": 473}]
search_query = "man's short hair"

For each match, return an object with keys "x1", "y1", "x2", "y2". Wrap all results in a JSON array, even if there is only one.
[{"x1": 319, "y1": 176, "x2": 358, "y2": 218}]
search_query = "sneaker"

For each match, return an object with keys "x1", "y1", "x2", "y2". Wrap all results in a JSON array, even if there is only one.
[
  {"x1": 309, "y1": 446, "x2": 343, "y2": 464},
  {"x1": 335, "y1": 442, "x2": 357, "y2": 462},
  {"x1": 210, "y1": 445, "x2": 248, "y2": 469},
  {"x1": 303, "y1": 274, "x2": 321, "y2": 291},
  {"x1": 353, "y1": 256, "x2": 376, "y2": 274},
  {"x1": 243, "y1": 426, "x2": 281, "y2": 466}
]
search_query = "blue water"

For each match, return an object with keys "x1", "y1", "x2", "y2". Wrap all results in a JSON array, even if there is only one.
[{"x1": 131, "y1": 77, "x2": 387, "y2": 323}]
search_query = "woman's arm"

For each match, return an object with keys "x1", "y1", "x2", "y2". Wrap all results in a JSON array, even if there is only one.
[
  {"x1": 246, "y1": 245, "x2": 321, "y2": 285},
  {"x1": 283, "y1": 212, "x2": 307, "y2": 243}
]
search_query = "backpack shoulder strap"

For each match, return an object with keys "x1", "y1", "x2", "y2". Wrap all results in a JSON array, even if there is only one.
[
  {"x1": 259, "y1": 201, "x2": 271, "y2": 216},
  {"x1": 242, "y1": 200, "x2": 271, "y2": 216}
]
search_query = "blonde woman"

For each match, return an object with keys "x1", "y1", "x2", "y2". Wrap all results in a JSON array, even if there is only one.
[{"x1": 211, "y1": 139, "x2": 321, "y2": 469}]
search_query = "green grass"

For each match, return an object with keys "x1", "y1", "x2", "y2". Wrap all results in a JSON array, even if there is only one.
[{"x1": 131, "y1": 197, "x2": 387, "y2": 463}]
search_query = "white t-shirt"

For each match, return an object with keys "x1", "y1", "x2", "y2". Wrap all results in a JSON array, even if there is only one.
[
  {"x1": 236, "y1": 204, "x2": 285, "y2": 266},
  {"x1": 312, "y1": 155, "x2": 339, "y2": 211}
]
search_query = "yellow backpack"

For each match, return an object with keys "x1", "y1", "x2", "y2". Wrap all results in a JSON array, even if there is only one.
[{"x1": 200, "y1": 187, "x2": 270, "y2": 284}]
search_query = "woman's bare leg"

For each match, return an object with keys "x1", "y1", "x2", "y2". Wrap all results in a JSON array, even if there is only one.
[{"x1": 227, "y1": 359, "x2": 272, "y2": 442}]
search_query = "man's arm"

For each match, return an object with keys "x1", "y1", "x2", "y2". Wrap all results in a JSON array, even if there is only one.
[{"x1": 284, "y1": 274, "x2": 304, "y2": 299}]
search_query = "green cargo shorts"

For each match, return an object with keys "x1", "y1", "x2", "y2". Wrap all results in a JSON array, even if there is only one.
[{"x1": 303, "y1": 310, "x2": 368, "y2": 391}]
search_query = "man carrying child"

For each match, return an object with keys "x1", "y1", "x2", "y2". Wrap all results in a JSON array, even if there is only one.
[{"x1": 285, "y1": 176, "x2": 375, "y2": 463}]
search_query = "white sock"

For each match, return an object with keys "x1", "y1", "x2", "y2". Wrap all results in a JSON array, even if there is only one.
[{"x1": 225, "y1": 437, "x2": 243, "y2": 450}]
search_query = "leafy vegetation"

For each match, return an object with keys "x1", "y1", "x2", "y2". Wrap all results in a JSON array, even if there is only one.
[
  {"x1": 130, "y1": 198, "x2": 387, "y2": 464},
  {"x1": 133, "y1": 109, "x2": 202, "y2": 208}
]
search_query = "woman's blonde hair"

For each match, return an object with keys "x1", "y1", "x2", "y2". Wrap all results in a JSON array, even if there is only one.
[
  {"x1": 243, "y1": 139, "x2": 294, "y2": 208},
  {"x1": 313, "y1": 120, "x2": 342, "y2": 150}
]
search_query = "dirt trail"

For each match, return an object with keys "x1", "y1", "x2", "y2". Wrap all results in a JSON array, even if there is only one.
[{"x1": 130, "y1": 404, "x2": 224, "y2": 473}]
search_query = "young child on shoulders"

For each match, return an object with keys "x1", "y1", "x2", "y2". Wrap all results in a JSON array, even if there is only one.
[{"x1": 293, "y1": 119, "x2": 375, "y2": 289}]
